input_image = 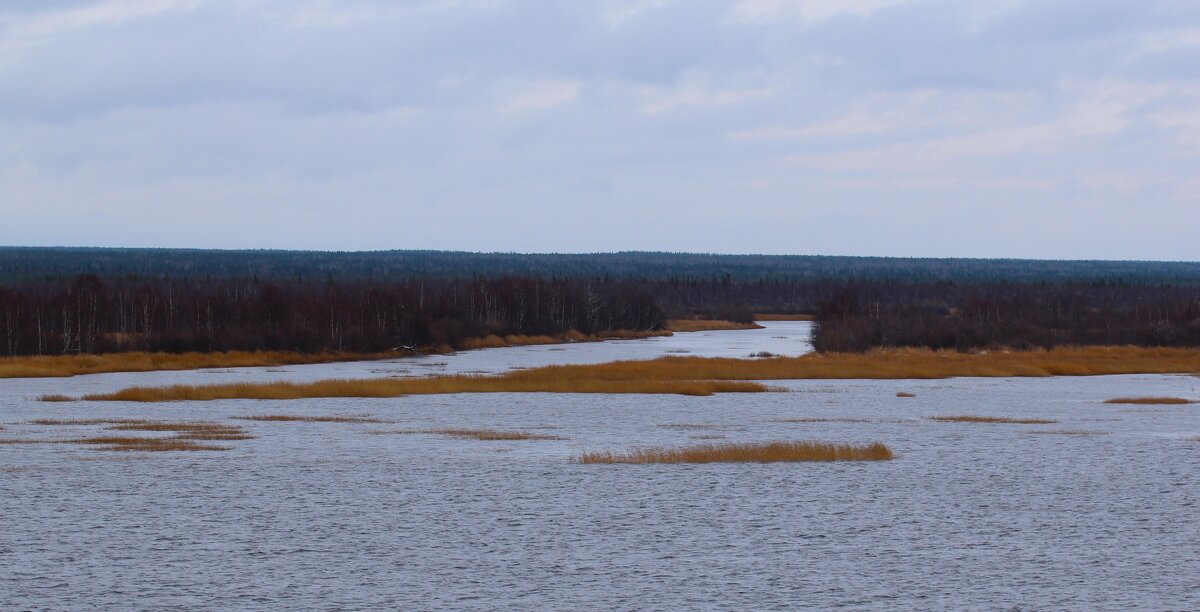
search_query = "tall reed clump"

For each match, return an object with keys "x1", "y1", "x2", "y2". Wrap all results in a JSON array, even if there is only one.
[{"x1": 576, "y1": 440, "x2": 893, "y2": 464}]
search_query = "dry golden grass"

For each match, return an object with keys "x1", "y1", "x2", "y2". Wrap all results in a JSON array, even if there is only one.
[
  {"x1": 0, "y1": 350, "x2": 391, "y2": 379},
  {"x1": 753, "y1": 313, "x2": 815, "y2": 321},
  {"x1": 896, "y1": 392, "x2": 916, "y2": 398},
  {"x1": 577, "y1": 440, "x2": 893, "y2": 464},
  {"x1": 77, "y1": 374, "x2": 767, "y2": 402},
  {"x1": 929, "y1": 415, "x2": 1058, "y2": 424},
  {"x1": 1103, "y1": 397, "x2": 1196, "y2": 405},
  {"x1": 231, "y1": 415, "x2": 384, "y2": 423},
  {"x1": 665, "y1": 319, "x2": 764, "y2": 332},
  {"x1": 69, "y1": 345, "x2": 1200, "y2": 402},
  {"x1": 372, "y1": 428, "x2": 564, "y2": 441},
  {"x1": 38, "y1": 394, "x2": 75, "y2": 402},
  {"x1": 457, "y1": 330, "x2": 670, "y2": 350}
]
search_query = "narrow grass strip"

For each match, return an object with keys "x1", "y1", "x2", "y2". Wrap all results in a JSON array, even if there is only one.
[
  {"x1": 1104, "y1": 397, "x2": 1195, "y2": 405},
  {"x1": 577, "y1": 440, "x2": 893, "y2": 464}
]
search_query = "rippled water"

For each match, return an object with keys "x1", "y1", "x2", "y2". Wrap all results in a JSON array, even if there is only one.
[{"x1": 3, "y1": 322, "x2": 1200, "y2": 609}]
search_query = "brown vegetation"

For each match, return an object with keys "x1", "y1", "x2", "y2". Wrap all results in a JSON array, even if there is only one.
[
  {"x1": 230, "y1": 415, "x2": 384, "y2": 423},
  {"x1": 30, "y1": 418, "x2": 154, "y2": 426},
  {"x1": 774, "y1": 418, "x2": 871, "y2": 423},
  {"x1": 67, "y1": 346, "x2": 1200, "y2": 402},
  {"x1": 665, "y1": 319, "x2": 763, "y2": 332},
  {"x1": 753, "y1": 313, "x2": 815, "y2": 321},
  {"x1": 928, "y1": 416, "x2": 1058, "y2": 424},
  {"x1": 1103, "y1": 397, "x2": 1196, "y2": 405},
  {"x1": 371, "y1": 428, "x2": 564, "y2": 441},
  {"x1": 1027, "y1": 429, "x2": 1111, "y2": 436},
  {"x1": 0, "y1": 350, "x2": 389, "y2": 379},
  {"x1": 896, "y1": 392, "x2": 916, "y2": 398},
  {"x1": 70, "y1": 436, "x2": 230, "y2": 451},
  {"x1": 576, "y1": 440, "x2": 894, "y2": 464}
]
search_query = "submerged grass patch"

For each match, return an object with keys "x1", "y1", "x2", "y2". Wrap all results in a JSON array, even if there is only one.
[
  {"x1": 231, "y1": 415, "x2": 385, "y2": 423},
  {"x1": 577, "y1": 440, "x2": 893, "y2": 464},
  {"x1": 1104, "y1": 397, "x2": 1196, "y2": 405},
  {"x1": 774, "y1": 418, "x2": 872, "y2": 423},
  {"x1": 6, "y1": 420, "x2": 253, "y2": 449},
  {"x1": 1027, "y1": 429, "x2": 1111, "y2": 436},
  {"x1": 929, "y1": 415, "x2": 1058, "y2": 424},
  {"x1": 371, "y1": 428, "x2": 564, "y2": 441},
  {"x1": 29, "y1": 418, "x2": 155, "y2": 426}
]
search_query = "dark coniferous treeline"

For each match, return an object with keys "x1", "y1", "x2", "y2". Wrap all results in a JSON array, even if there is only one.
[
  {"x1": 0, "y1": 276, "x2": 662, "y2": 356},
  {"x1": 811, "y1": 282, "x2": 1200, "y2": 352},
  {"x1": 3, "y1": 247, "x2": 1200, "y2": 285}
]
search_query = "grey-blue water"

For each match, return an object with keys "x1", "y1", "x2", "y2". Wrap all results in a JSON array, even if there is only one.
[{"x1": 3, "y1": 323, "x2": 1199, "y2": 609}]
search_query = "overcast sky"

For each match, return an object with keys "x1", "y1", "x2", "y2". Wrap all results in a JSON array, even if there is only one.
[{"x1": 2, "y1": 0, "x2": 1199, "y2": 259}]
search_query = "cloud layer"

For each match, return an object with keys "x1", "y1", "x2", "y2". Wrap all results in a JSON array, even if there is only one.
[{"x1": 2, "y1": 0, "x2": 1198, "y2": 258}]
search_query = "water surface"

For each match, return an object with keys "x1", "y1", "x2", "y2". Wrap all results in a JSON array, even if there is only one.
[{"x1": 3, "y1": 322, "x2": 1199, "y2": 609}]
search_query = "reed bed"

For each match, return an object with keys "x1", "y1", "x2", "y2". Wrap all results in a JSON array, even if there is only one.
[
  {"x1": 577, "y1": 440, "x2": 893, "y2": 464},
  {"x1": 929, "y1": 416, "x2": 1058, "y2": 424},
  {"x1": 896, "y1": 392, "x2": 916, "y2": 398},
  {"x1": 665, "y1": 319, "x2": 764, "y2": 332},
  {"x1": 75, "y1": 376, "x2": 767, "y2": 402},
  {"x1": 371, "y1": 428, "x2": 564, "y2": 441},
  {"x1": 1103, "y1": 397, "x2": 1196, "y2": 405},
  {"x1": 230, "y1": 415, "x2": 385, "y2": 423},
  {"x1": 0, "y1": 350, "x2": 390, "y2": 379},
  {"x1": 65, "y1": 345, "x2": 1200, "y2": 402},
  {"x1": 753, "y1": 313, "x2": 815, "y2": 321}
]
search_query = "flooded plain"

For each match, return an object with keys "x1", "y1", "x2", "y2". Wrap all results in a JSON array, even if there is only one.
[{"x1": 3, "y1": 322, "x2": 1200, "y2": 609}]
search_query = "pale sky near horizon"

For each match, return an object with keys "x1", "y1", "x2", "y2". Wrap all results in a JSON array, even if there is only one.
[{"x1": 2, "y1": 0, "x2": 1199, "y2": 260}]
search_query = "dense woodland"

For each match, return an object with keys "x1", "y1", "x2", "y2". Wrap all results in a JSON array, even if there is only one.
[
  {"x1": 0, "y1": 276, "x2": 662, "y2": 355},
  {"x1": 811, "y1": 282, "x2": 1200, "y2": 352},
  {"x1": 2, "y1": 248, "x2": 1199, "y2": 355},
  {"x1": 4, "y1": 247, "x2": 1200, "y2": 285}
]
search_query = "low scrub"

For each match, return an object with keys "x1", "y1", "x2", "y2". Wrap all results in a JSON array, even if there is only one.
[
  {"x1": 577, "y1": 440, "x2": 893, "y2": 464},
  {"x1": 1103, "y1": 397, "x2": 1195, "y2": 405},
  {"x1": 929, "y1": 415, "x2": 1057, "y2": 424}
]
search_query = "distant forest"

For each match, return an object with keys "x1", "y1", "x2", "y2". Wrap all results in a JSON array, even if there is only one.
[
  {"x1": 1, "y1": 247, "x2": 1199, "y2": 356},
  {"x1": 3, "y1": 247, "x2": 1200, "y2": 285}
]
